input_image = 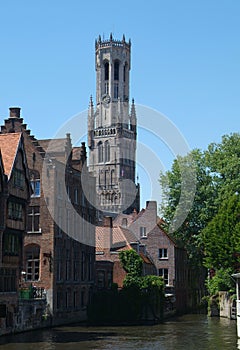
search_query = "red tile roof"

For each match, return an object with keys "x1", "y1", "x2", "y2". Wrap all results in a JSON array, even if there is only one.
[{"x1": 0, "y1": 133, "x2": 22, "y2": 178}]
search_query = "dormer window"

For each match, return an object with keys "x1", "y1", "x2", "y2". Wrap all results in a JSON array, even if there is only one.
[{"x1": 140, "y1": 226, "x2": 147, "y2": 238}]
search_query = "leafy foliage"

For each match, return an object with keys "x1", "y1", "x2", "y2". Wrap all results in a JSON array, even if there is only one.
[
  {"x1": 206, "y1": 268, "x2": 235, "y2": 296},
  {"x1": 159, "y1": 133, "x2": 240, "y2": 293},
  {"x1": 119, "y1": 249, "x2": 143, "y2": 277}
]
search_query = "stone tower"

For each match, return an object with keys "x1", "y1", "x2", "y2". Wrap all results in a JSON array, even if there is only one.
[{"x1": 88, "y1": 34, "x2": 140, "y2": 216}]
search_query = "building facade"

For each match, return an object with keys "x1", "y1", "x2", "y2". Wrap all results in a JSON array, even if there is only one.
[
  {"x1": 0, "y1": 133, "x2": 31, "y2": 334},
  {"x1": 0, "y1": 108, "x2": 96, "y2": 327},
  {"x1": 88, "y1": 34, "x2": 140, "y2": 217}
]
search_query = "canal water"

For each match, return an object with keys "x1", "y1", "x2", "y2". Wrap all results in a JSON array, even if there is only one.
[{"x1": 0, "y1": 314, "x2": 239, "y2": 350}]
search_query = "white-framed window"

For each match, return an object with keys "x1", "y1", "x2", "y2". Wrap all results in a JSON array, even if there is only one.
[
  {"x1": 25, "y1": 245, "x2": 40, "y2": 281},
  {"x1": 159, "y1": 248, "x2": 168, "y2": 260},
  {"x1": 140, "y1": 226, "x2": 147, "y2": 238},
  {"x1": 27, "y1": 206, "x2": 40, "y2": 233},
  {"x1": 159, "y1": 268, "x2": 169, "y2": 285}
]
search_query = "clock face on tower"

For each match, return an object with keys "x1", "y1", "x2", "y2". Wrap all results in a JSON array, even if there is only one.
[{"x1": 102, "y1": 94, "x2": 111, "y2": 107}]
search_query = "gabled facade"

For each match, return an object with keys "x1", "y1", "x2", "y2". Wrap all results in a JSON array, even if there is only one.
[
  {"x1": 0, "y1": 132, "x2": 31, "y2": 334},
  {"x1": 95, "y1": 216, "x2": 156, "y2": 289},
  {"x1": 114, "y1": 201, "x2": 189, "y2": 312},
  {"x1": 0, "y1": 107, "x2": 96, "y2": 326}
]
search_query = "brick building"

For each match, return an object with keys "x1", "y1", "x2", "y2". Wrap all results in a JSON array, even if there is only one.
[
  {"x1": 0, "y1": 108, "x2": 96, "y2": 325},
  {"x1": 95, "y1": 216, "x2": 156, "y2": 289},
  {"x1": 114, "y1": 201, "x2": 189, "y2": 312},
  {"x1": 0, "y1": 133, "x2": 31, "y2": 334}
]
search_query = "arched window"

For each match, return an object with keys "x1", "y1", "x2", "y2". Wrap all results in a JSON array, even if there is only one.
[
  {"x1": 114, "y1": 61, "x2": 119, "y2": 80},
  {"x1": 105, "y1": 140, "x2": 110, "y2": 162},
  {"x1": 25, "y1": 244, "x2": 40, "y2": 281},
  {"x1": 98, "y1": 142, "x2": 103, "y2": 163},
  {"x1": 104, "y1": 62, "x2": 109, "y2": 80}
]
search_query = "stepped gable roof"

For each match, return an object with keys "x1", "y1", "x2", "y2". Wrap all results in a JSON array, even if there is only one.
[{"x1": 0, "y1": 133, "x2": 22, "y2": 178}]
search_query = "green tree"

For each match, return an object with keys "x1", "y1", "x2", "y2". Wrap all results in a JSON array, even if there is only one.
[{"x1": 202, "y1": 193, "x2": 240, "y2": 271}]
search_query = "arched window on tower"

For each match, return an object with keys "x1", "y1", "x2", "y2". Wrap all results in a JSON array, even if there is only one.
[
  {"x1": 114, "y1": 61, "x2": 119, "y2": 81},
  {"x1": 104, "y1": 62, "x2": 109, "y2": 80},
  {"x1": 104, "y1": 61, "x2": 109, "y2": 94},
  {"x1": 98, "y1": 142, "x2": 103, "y2": 163},
  {"x1": 105, "y1": 140, "x2": 110, "y2": 162}
]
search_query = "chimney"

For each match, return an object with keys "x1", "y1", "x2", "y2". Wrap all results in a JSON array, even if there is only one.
[
  {"x1": 9, "y1": 107, "x2": 21, "y2": 118},
  {"x1": 103, "y1": 216, "x2": 113, "y2": 249}
]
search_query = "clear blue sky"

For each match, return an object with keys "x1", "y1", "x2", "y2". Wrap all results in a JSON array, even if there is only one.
[{"x1": 0, "y1": 0, "x2": 239, "y2": 208}]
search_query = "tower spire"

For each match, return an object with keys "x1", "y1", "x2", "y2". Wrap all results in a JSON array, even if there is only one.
[{"x1": 88, "y1": 95, "x2": 94, "y2": 149}]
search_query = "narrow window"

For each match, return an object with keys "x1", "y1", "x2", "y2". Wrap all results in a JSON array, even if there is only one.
[
  {"x1": 98, "y1": 142, "x2": 103, "y2": 162},
  {"x1": 104, "y1": 62, "x2": 109, "y2": 80},
  {"x1": 140, "y1": 226, "x2": 147, "y2": 238},
  {"x1": 159, "y1": 268, "x2": 169, "y2": 285},
  {"x1": 25, "y1": 245, "x2": 40, "y2": 281},
  {"x1": 114, "y1": 83, "x2": 119, "y2": 99},
  {"x1": 27, "y1": 206, "x2": 40, "y2": 233},
  {"x1": 105, "y1": 140, "x2": 110, "y2": 162},
  {"x1": 74, "y1": 188, "x2": 79, "y2": 204},
  {"x1": 13, "y1": 169, "x2": 24, "y2": 188},
  {"x1": 114, "y1": 61, "x2": 119, "y2": 80}
]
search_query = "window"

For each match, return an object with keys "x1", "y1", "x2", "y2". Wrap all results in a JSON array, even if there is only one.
[
  {"x1": 3, "y1": 233, "x2": 20, "y2": 255},
  {"x1": 0, "y1": 268, "x2": 16, "y2": 292},
  {"x1": 31, "y1": 180, "x2": 40, "y2": 197},
  {"x1": 98, "y1": 142, "x2": 103, "y2": 162},
  {"x1": 81, "y1": 251, "x2": 86, "y2": 281},
  {"x1": 104, "y1": 82, "x2": 109, "y2": 94},
  {"x1": 97, "y1": 271, "x2": 105, "y2": 289},
  {"x1": 13, "y1": 169, "x2": 24, "y2": 188},
  {"x1": 104, "y1": 62, "x2": 109, "y2": 80},
  {"x1": 140, "y1": 226, "x2": 147, "y2": 238},
  {"x1": 114, "y1": 61, "x2": 119, "y2": 80},
  {"x1": 114, "y1": 83, "x2": 119, "y2": 99},
  {"x1": 105, "y1": 140, "x2": 110, "y2": 162},
  {"x1": 25, "y1": 245, "x2": 40, "y2": 281},
  {"x1": 56, "y1": 248, "x2": 62, "y2": 281},
  {"x1": 27, "y1": 206, "x2": 40, "y2": 233},
  {"x1": 74, "y1": 188, "x2": 78, "y2": 204},
  {"x1": 66, "y1": 249, "x2": 71, "y2": 281},
  {"x1": 159, "y1": 248, "x2": 168, "y2": 260},
  {"x1": 81, "y1": 289, "x2": 85, "y2": 308},
  {"x1": 159, "y1": 268, "x2": 169, "y2": 285},
  {"x1": 8, "y1": 201, "x2": 23, "y2": 221}
]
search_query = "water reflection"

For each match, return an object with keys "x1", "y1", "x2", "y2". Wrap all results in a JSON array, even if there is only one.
[{"x1": 0, "y1": 315, "x2": 238, "y2": 350}]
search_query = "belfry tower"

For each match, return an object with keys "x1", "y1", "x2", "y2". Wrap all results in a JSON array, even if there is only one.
[{"x1": 88, "y1": 34, "x2": 140, "y2": 216}]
